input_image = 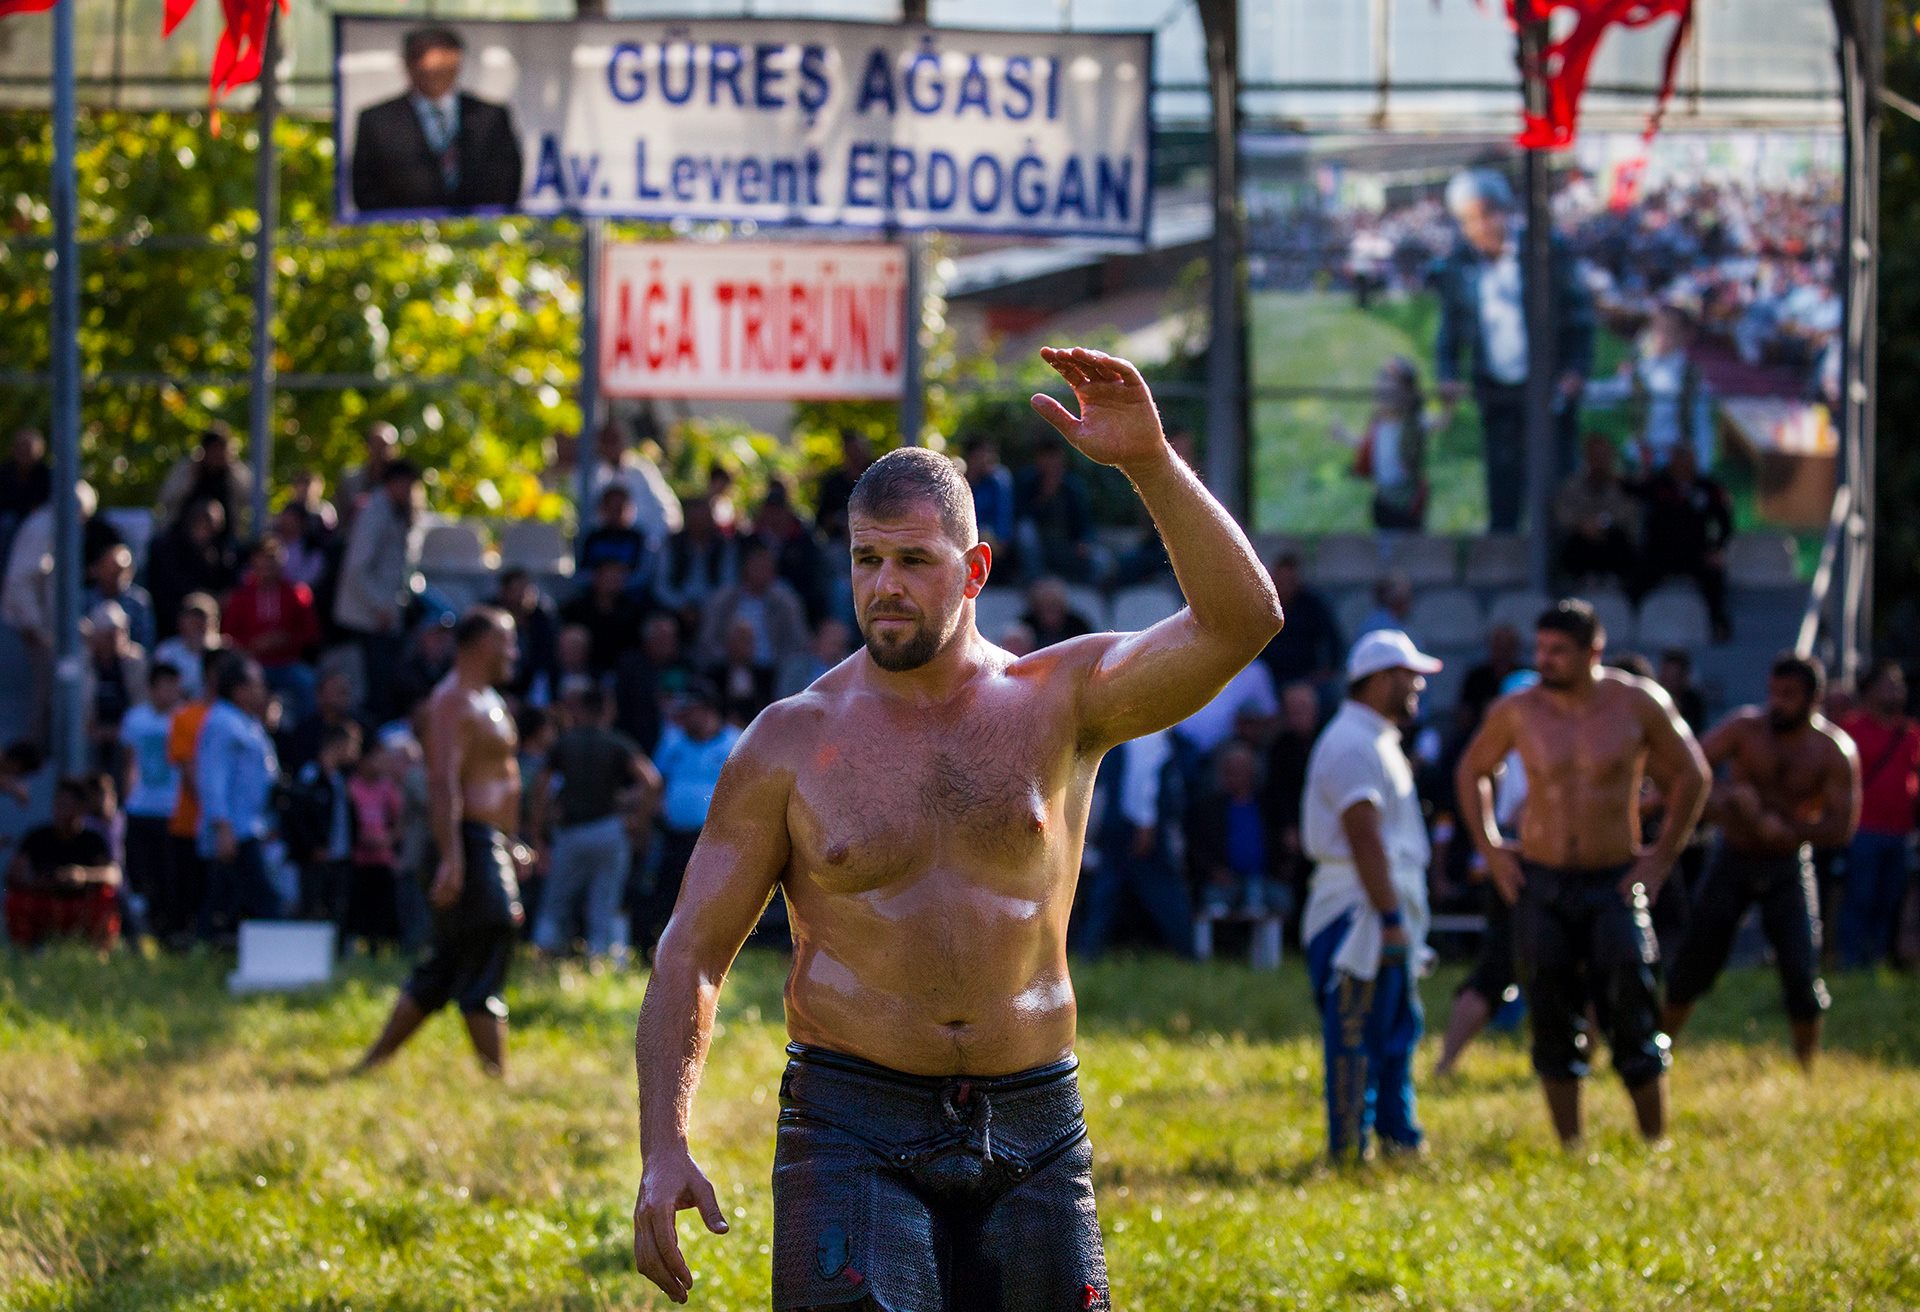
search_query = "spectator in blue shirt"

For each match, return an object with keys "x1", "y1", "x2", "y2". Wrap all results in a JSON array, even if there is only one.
[
  {"x1": 631, "y1": 679, "x2": 740, "y2": 957},
  {"x1": 964, "y1": 435, "x2": 1016, "y2": 555},
  {"x1": 195, "y1": 654, "x2": 283, "y2": 940}
]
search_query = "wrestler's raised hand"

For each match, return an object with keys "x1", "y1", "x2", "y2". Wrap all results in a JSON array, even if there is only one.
[
  {"x1": 1032, "y1": 347, "x2": 1168, "y2": 472},
  {"x1": 634, "y1": 1150, "x2": 729, "y2": 1304}
]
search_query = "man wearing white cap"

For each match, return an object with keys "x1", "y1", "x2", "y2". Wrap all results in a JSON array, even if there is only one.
[{"x1": 1300, "y1": 629, "x2": 1442, "y2": 1160}]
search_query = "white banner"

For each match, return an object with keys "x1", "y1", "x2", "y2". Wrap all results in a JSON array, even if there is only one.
[
  {"x1": 599, "y1": 243, "x2": 905, "y2": 400},
  {"x1": 333, "y1": 16, "x2": 1153, "y2": 240}
]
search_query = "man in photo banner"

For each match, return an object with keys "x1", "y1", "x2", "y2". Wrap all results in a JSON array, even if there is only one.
[{"x1": 351, "y1": 26, "x2": 523, "y2": 215}]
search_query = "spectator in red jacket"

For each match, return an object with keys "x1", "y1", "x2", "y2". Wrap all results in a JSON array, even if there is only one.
[
  {"x1": 223, "y1": 535, "x2": 319, "y2": 720},
  {"x1": 1838, "y1": 659, "x2": 1920, "y2": 968}
]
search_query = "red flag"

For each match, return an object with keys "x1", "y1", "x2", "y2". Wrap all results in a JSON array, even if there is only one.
[
  {"x1": 158, "y1": 0, "x2": 284, "y2": 103},
  {"x1": 0, "y1": 0, "x2": 58, "y2": 15}
]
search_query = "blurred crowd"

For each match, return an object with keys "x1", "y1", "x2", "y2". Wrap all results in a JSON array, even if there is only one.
[{"x1": 2, "y1": 411, "x2": 1913, "y2": 982}]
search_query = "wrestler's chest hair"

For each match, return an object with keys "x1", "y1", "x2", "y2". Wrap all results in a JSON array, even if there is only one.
[{"x1": 794, "y1": 702, "x2": 1069, "y2": 871}]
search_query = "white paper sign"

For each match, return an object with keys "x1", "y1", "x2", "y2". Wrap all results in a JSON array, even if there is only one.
[{"x1": 333, "y1": 16, "x2": 1153, "y2": 240}]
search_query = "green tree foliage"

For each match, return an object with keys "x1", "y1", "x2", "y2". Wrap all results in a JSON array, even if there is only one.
[{"x1": 0, "y1": 110, "x2": 586, "y2": 521}]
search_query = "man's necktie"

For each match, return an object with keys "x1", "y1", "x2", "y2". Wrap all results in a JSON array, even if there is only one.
[{"x1": 430, "y1": 104, "x2": 460, "y2": 194}]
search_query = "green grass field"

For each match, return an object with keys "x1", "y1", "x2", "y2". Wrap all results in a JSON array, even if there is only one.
[{"x1": 4, "y1": 948, "x2": 1918, "y2": 1310}]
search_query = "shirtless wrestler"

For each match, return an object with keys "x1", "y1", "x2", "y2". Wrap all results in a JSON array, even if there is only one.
[
  {"x1": 1663, "y1": 653, "x2": 1859, "y2": 1071},
  {"x1": 1455, "y1": 600, "x2": 1709, "y2": 1146},
  {"x1": 356, "y1": 607, "x2": 526, "y2": 1077},
  {"x1": 629, "y1": 348, "x2": 1284, "y2": 1310}
]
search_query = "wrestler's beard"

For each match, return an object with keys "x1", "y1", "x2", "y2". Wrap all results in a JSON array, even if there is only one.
[{"x1": 861, "y1": 611, "x2": 946, "y2": 672}]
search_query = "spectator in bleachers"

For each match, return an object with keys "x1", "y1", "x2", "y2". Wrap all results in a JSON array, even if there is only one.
[
  {"x1": 1335, "y1": 358, "x2": 1435, "y2": 532},
  {"x1": 157, "y1": 651, "x2": 221, "y2": 947},
  {"x1": 1258, "y1": 551, "x2": 1343, "y2": 694},
  {"x1": 82, "y1": 601, "x2": 146, "y2": 776},
  {"x1": 531, "y1": 684, "x2": 655, "y2": 962},
  {"x1": 1359, "y1": 573, "x2": 1415, "y2": 638},
  {"x1": 995, "y1": 621, "x2": 1037, "y2": 658},
  {"x1": 1189, "y1": 740, "x2": 1288, "y2": 920},
  {"x1": 85, "y1": 543, "x2": 155, "y2": 652},
  {"x1": 812, "y1": 428, "x2": 873, "y2": 544},
  {"x1": 1458, "y1": 624, "x2": 1528, "y2": 731},
  {"x1": 334, "y1": 459, "x2": 423, "y2": 723},
  {"x1": 0, "y1": 427, "x2": 51, "y2": 569},
  {"x1": 284, "y1": 470, "x2": 340, "y2": 538},
  {"x1": 336, "y1": 421, "x2": 399, "y2": 529},
  {"x1": 1265, "y1": 682, "x2": 1324, "y2": 913},
  {"x1": 0, "y1": 740, "x2": 44, "y2": 807},
  {"x1": 562, "y1": 560, "x2": 650, "y2": 678},
  {"x1": 963, "y1": 435, "x2": 1016, "y2": 556},
  {"x1": 1019, "y1": 577, "x2": 1095, "y2": 652},
  {"x1": 1632, "y1": 442, "x2": 1733, "y2": 642},
  {"x1": 278, "y1": 668, "x2": 361, "y2": 776},
  {"x1": 1555, "y1": 435, "x2": 1642, "y2": 592},
  {"x1": 653, "y1": 495, "x2": 737, "y2": 628},
  {"x1": 779, "y1": 617, "x2": 852, "y2": 700},
  {"x1": 152, "y1": 594, "x2": 223, "y2": 703},
  {"x1": 280, "y1": 720, "x2": 360, "y2": 924},
  {"x1": 748, "y1": 481, "x2": 831, "y2": 626},
  {"x1": 145, "y1": 498, "x2": 236, "y2": 642},
  {"x1": 546, "y1": 624, "x2": 599, "y2": 707},
  {"x1": 156, "y1": 426, "x2": 253, "y2": 544},
  {"x1": 1109, "y1": 428, "x2": 1197, "y2": 587},
  {"x1": 195, "y1": 655, "x2": 283, "y2": 940},
  {"x1": 613, "y1": 614, "x2": 692, "y2": 756},
  {"x1": 5, "y1": 776, "x2": 121, "y2": 950},
  {"x1": 489, "y1": 568, "x2": 558, "y2": 705},
  {"x1": 1015, "y1": 438, "x2": 1100, "y2": 585},
  {"x1": 1176, "y1": 658, "x2": 1281, "y2": 766},
  {"x1": 223, "y1": 535, "x2": 320, "y2": 720},
  {"x1": 696, "y1": 541, "x2": 808, "y2": 671},
  {"x1": 343, "y1": 739, "x2": 406, "y2": 954},
  {"x1": 633, "y1": 679, "x2": 739, "y2": 958},
  {"x1": 707, "y1": 616, "x2": 777, "y2": 728},
  {"x1": 1433, "y1": 168, "x2": 1594, "y2": 532},
  {"x1": 1074, "y1": 728, "x2": 1189, "y2": 959},
  {"x1": 705, "y1": 464, "x2": 740, "y2": 534},
  {"x1": 592, "y1": 420, "x2": 682, "y2": 548},
  {"x1": 1837, "y1": 659, "x2": 1920, "y2": 970},
  {"x1": 274, "y1": 504, "x2": 331, "y2": 592},
  {"x1": 393, "y1": 614, "x2": 459, "y2": 718},
  {"x1": 577, "y1": 484, "x2": 655, "y2": 589},
  {"x1": 118, "y1": 656, "x2": 182, "y2": 920},
  {"x1": 1658, "y1": 648, "x2": 1709, "y2": 735},
  {"x1": 3, "y1": 481, "x2": 96, "y2": 747}
]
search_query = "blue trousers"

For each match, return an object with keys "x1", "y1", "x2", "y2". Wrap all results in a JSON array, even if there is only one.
[
  {"x1": 1071, "y1": 841, "x2": 1192, "y2": 959},
  {"x1": 534, "y1": 815, "x2": 631, "y2": 958},
  {"x1": 1306, "y1": 911, "x2": 1423, "y2": 1160},
  {"x1": 1839, "y1": 831, "x2": 1913, "y2": 968}
]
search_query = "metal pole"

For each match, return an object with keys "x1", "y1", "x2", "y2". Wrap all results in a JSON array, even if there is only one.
[
  {"x1": 576, "y1": 217, "x2": 604, "y2": 529},
  {"x1": 1517, "y1": 6, "x2": 1557, "y2": 590},
  {"x1": 50, "y1": 0, "x2": 84, "y2": 775},
  {"x1": 246, "y1": 4, "x2": 281, "y2": 540},
  {"x1": 1834, "y1": 14, "x2": 1878, "y2": 682},
  {"x1": 1200, "y1": 0, "x2": 1246, "y2": 518},
  {"x1": 899, "y1": 234, "x2": 925, "y2": 447}
]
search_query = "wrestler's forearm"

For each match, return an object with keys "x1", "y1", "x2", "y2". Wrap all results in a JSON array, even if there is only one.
[
  {"x1": 1124, "y1": 450, "x2": 1281, "y2": 648},
  {"x1": 1648, "y1": 773, "x2": 1708, "y2": 866},
  {"x1": 429, "y1": 788, "x2": 463, "y2": 871},
  {"x1": 1456, "y1": 773, "x2": 1502, "y2": 860},
  {"x1": 634, "y1": 945, "x2": 721, "y2": 1161}
]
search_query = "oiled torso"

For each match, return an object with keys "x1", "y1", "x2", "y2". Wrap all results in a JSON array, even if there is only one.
[
  {"x1": 1511, "y1": 675, "x2": 1649, "y2": 870},
  {"x1": 779, "y1": 654, "x2": 1097, "y2": 1076},
  {"x1": 456, "y1": 684, "x2": 521, "y2": 832},
  {"x1": 1719, "y1": 713, "x2": 1844, "y2": 855}
]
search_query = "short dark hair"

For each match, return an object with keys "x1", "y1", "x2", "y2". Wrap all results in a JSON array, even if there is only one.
[
  {"x1": 384, "y1": 459, "x2": 421, "y2": 485},
  {"x1": 2, "y1": 740, "x2": 45, "y2": 774},
  {"x1": 150, "y1": 661, "x2": 182, "y2": 686},
  {"x1": 847, "y1": 447, "x2": 976, "y2": 548},
  {"x1": 682, "y1": 677, "x2": 720, "y2": 711},
  {"x1": 573, "y1": 684, "x2": 610, "y2": 719},
  {"x1": 1770, "y1": 651, "x2": 1826, "y2": 700},
  {"x1": 1537, "y1": 598, "x2": 1603, "y2": 649},
  {"x1": 454, "y1": 606, "x2": 509, "y2": 650},
  {"x1": 199, "y1": 423, "x2": 234, "y2": 450},
  {"x1": 403, "y1": 26, "x2": 463, "y2": 64},
  {"x1": 214, "y1": 655, "x2": 262, "y2": 701},
  {"x1": 1660, "y1": 647, "x2": 1693, "y2": 675},
  {"x1": 54, "y1": 775, "x2": 91, "y2": 805}
]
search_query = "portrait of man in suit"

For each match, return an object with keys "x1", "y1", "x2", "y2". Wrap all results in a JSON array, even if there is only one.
[{"x1": 350, "y1": 26, "x2": 524, "y2": 215}]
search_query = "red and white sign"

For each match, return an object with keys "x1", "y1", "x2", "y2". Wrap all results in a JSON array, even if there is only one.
[{"x1": 600, "y1": 242, "x2": 906, "y2": 400}]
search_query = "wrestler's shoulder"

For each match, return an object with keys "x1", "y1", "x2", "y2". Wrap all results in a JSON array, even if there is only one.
[
  {"x1": 1597, "y1": 667, "x2": 1680, "y2": 715},
  {"x1": 1810, "y1": 712, "x2": 1859, "y2": 759}
]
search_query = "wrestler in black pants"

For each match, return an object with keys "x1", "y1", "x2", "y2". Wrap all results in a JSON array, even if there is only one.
[{"x1": 1667, "y1": 841, "x2": 1829, "y2": 1024}]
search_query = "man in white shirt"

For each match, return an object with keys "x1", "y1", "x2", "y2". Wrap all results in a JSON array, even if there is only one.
[{"x1": 1301, "y1": 630, "x2": 1442, "y2": 1161}]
